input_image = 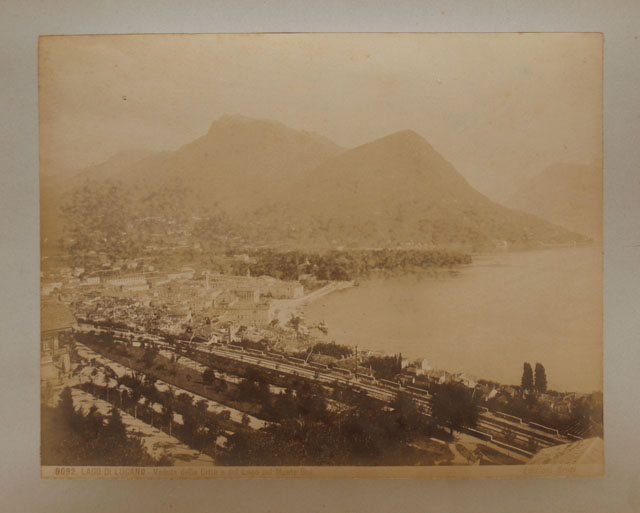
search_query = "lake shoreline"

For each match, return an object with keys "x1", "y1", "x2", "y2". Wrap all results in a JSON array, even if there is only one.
[{"x1": 302, "y1": 246, "x2": 602, "y2": 394}]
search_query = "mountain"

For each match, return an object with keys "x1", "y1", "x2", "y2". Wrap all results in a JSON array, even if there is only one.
[
  {"x1": 45, "y1": 116, "x2": 588, "y2": 252},
  {"x1": 73, "y1": 148, "x2": 159, "y2": 183},
  {"x1": 246, "y1": 130, "x2": 588, "y2": 248},
  {"x1": 505, "y1": 163, "x2": 602, "y2": 240},
  {"x1": 41, "y1": 149, "x2": 160, "y2": 250},
  {"x1": 72, "y1": 114, "x2": 345, "y2": 214}
]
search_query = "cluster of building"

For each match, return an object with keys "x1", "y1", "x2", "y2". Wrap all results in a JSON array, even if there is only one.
[
  {"x1": 210, "y1": 287, "x2": 273, "y2": 326},
  {"x1": 42, "y1": 263, "x2": 306, "y2": 335},
  {"x1": 206, "y1": 272, "x2": 304, "y2": 300},
  {"x1": 205, "y1": 272, "x2": 303, "y2": 326}
]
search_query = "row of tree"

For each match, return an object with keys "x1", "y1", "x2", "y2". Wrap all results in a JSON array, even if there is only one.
[
  {"x1": 368, "y1": 354, "x2": 403, "y2": 381},
  {"x1": 311, "y1": 341, "x2": 353, "y2": 359},
  {"x1": 221, "y1": 380, "x2": 483, "y2": 466},
  {"x1": 223, "y1": 389, "x2": 424, "y2": 465},
  {"x1": 225, "y1": 248, "x2": 472, "y2": 281},
  {"x1": 41, "y1": 387, "x2": 169, "y2": 466},
  {"x1": 84, "y1": 371, "x2": 238, "y2": 458},
  {"x1": 520, "y1": 362, "x2": 548, "y2": 393}
]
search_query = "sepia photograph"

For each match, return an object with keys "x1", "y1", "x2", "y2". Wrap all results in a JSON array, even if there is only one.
[{"x1": 38, "y1": 33, "x2": 603, "y2": 478}]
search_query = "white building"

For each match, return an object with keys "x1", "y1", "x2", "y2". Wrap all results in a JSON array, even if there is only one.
[
  {"x1": 82, "y1": 276, "x2": 100, "y2": 286},
  {"x1": 106, "y1": 274, "x2": 147, "y2": 288},
  {"x1": 167, "y1": 267, "x2": 195, "y2": 281}
]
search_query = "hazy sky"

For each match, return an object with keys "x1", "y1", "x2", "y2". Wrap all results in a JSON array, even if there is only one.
[{"x1": 39, "y1": 33, "x2": 602, "y2": 199}]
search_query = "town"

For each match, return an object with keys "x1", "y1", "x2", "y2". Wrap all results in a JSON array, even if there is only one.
[{"x1": 41, "y1": 249, "x2": 603, "y2": 467}]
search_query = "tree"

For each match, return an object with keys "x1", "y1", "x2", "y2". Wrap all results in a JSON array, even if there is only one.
[
  {"x1": 59, "y1": 387, "x2": 76, "y2": 423},
  {"x1": 99, "y1": 331, "x2": 115, "y2": 347},
  {"x1": 202, "y1": 368, "x2": 216, "y2": 386},
  {"x1": 431, "y1": 383, "x2": 478, "y2": 436},
  {"x1": 142, "y1": 346, "x2": 158, "y2": 368},
  {"x1": 122, "y1": 374, "x2": 144, "y2": 419},
  {"x1": 42, "y1": 396, "x2": 164, "y2": 467},
  {"x1": 203, "y1": 416, "x2": 221, "y2": 456},
  {"x1": 104, "y1": 407, "x2": 127, "y2": 444},
  {"x1": 162, "y1": 388, "x2": 176, "y2": 436},
  {"x1": 160, "y1": 403, "x2": 174, "y2": 436},
  {"x1": 521, "y1": 362, "x2": 534, "y2": 391},
  {"x1": 369, "y1": 354, "x2": 402, "y2": 381},
  {"x1": 287, "y1": 314, "x2": 303, "y2": 334},
  {"x1": 388, "y1": 392, "x2": 423, "y2": 443},
  {"x1": 85, "y1": 405, "x2": 104, "y2": 437},
  {"x1": 534, "y1": 363, "x2": 547, "y2": 393}
]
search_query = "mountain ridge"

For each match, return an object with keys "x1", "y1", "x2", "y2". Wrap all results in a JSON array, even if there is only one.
[
  {"x1": 43, "y1": 115, "x2": 590, "y2": 252},
  {"x1": 246, "y1": 127, "x2": 587, "y2": 248}
]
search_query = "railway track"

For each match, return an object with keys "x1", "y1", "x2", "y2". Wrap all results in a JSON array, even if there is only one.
[{"x1": 76, "y1": 323, "x2": 575, "y2": 457}]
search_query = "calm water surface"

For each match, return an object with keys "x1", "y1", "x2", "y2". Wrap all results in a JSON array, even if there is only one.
[{"x1": 304, "y1": 247, "x2": 602, "y2": 393}]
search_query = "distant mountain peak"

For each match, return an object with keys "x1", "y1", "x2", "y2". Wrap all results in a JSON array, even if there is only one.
[
  {"x1": 385, "y1": 128, "x2": 423, "y2": 141},
  {"x1": 359, "y1": 128, "x2": 439, "y2": 155},
  {"x1": 209, "y1": 113, "x2": 285, "y2": 132},
  {"x1": 505, "y1": 162, "x2": 602, "y2": 239},
  {"x1": 204, "y1": 114, "x2": 344, "y2": 156},
  {"x1": 333, "y1": 128, "x2": 464, "y2": 186},
  {"x1": 216, "y1": 113, "x2": 257, "y2": 123}
]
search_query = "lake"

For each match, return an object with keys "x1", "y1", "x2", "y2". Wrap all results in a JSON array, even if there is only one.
[{"x1": 303, "y1": 246, "x2": 602, "y2": 393}]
